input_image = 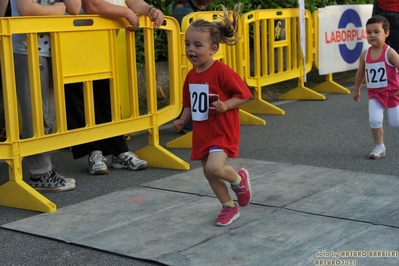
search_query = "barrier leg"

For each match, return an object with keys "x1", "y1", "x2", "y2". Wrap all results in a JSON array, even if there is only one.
[
  {"x1": 0, "y1": 159, "x2": 57, "y2": 212},
  {"x1": 240, "y1": 99, "x2": 285, "y2": 115},
  {"x1": 135, "y1": 144, "x2": 190, "y2": 170},
  {"x1": 278, "y1": 79, "x2": 326, "y2": 100},
  {"x1": 135, "y1": 127, "x2": 190, "y2": 170},
  {"x1": 0, "y1": 181, "x2": 57, "y2": 212},
  {"x1": 311, "y1": 73, "x2": 351, "y2": 94},
  {"x1": 166, "y1": 131, "x2": 192, "y2": 149},
  {"x1": 240, "y1": 89, "x2": 285, "y2": 115},
  {"x1": 239, "y1": 109, "x2": 266, "y2": 125}
]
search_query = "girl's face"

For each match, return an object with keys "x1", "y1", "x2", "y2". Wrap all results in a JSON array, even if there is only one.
[
  {"x1": 185, "y1": 27, "x2": 218, "y2": 72},
  {"x1": 366, "y1": 22, "x2": 389, "y2": 47}
]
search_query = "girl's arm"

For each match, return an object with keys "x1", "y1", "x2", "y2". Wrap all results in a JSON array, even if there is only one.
[
  {"x1": 211, "y1": 97, "x2": 248, "y2": 113},
  {"x1": 173, "y1": 107, "x2": 191, "y2": 132}
]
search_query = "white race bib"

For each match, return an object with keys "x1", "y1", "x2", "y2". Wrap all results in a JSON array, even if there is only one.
[
  {"x1": 189, "y1": 84, "x2": 211, "y2": 121},
  {"x1": 366, "y1": 62, "x2": 388, "y2": 89}
]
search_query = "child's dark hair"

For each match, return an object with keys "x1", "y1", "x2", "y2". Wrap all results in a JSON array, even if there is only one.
[
  {"x1": 188, "y1": 3, "x2": 241, "y2": 46},
  {"x1": 367, "y1": 15, "x2": 390, "y2": 32}
]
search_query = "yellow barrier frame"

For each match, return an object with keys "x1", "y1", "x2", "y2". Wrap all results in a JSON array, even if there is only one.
[
  {"x1": 0, "y1": 15, "x2": 189, "y2": 213},
  {"x1": 240, "y1": 8, "x2": 325, "y2": 106}
]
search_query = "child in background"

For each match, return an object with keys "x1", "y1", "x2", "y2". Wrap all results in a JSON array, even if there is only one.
[
  {"x1": 11, "y1": 0, "x2": 81, "y2": 191},
  {"x1": 171, "y1": 0, "x2": 211, "y2": 26},
  {"x1": 354, "y1": 15, "x2": 399, "y2": 159},
  {"x1": 173, "y1": 3, "x2": 253, "y2": 226}
]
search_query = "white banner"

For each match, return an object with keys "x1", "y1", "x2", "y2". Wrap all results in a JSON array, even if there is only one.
[{"x1": 318, "y1": 4, "x2": 373, "y2": 75}]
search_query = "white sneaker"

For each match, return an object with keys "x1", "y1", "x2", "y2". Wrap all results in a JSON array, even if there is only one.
[
  {"x1": 112, "y1": 151, "x2": 148, "y2": 170},
  {"x1": 88, "y1": 150, "x2": 109, "y2": 175},
  {"x1": 369, "y1": 146, "x2": 386, "y2": 159}
]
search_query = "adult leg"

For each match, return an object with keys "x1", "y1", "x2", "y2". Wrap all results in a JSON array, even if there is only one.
[
  {"x1": 92, "y1": 79, "x2": 128, "y2": 156},
  {"x1": 66, "y1": 79, "x2": 145, "y2": 172},
  {"x1": 14, "y1": 54, "x2": 74, "y2": 191},
  {"x1": 379, "y1": 11, "x2": 399, "y2": 54},
  {"x1": 14, "y1": 54, "x2": 52, "y2": 176},
  {"x1": 65, "y1": 81, "x2": 105, "y2": 159}
]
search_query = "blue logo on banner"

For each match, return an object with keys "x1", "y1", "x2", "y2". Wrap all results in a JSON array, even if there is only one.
[{"x1": 338, "y1": 9, "x2": 363, "y2": 64}]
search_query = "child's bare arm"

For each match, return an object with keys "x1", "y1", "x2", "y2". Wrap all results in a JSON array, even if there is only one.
[
  {"x1": 173, "y1": 107, "x2": 191, "y2": 132},
  {"x1": 63, "y1": 0, "x2": 82, "y2": 15},
  {"x1": 211, "y1": 97, "x2": 248, "y2": 113},
  {"x1": 353, "y1": 51, "x2": 366, "y2": 102},
  {"x1": 16, "y1": 0, "x2": 66, "y2": 16}
]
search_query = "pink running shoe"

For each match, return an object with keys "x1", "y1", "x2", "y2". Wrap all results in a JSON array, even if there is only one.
[
  {"x1": 232, "y1": 168, "x2": 252, "y2": 207},
  {"x1": 214, "y1": 203, "x2": 240, "y2": 226}
]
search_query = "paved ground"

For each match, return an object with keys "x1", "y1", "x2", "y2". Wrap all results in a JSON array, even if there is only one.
[{"x1": 1, "y1": 84, "x2": 399, "y2": 265}]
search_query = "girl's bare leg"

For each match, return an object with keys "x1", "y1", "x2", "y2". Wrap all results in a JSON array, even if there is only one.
[{"x1": 201, "y1": 152, "x2": 237, "y2": 204}]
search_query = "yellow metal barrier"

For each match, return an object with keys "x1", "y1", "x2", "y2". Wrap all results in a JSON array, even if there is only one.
[
  {"x1": 240, "y1": 8, "x2": 325, "y2": 108},
  {"x1": 311, "y1": 10, "x2": 350, "y2": 95},
  {"x1": 166, "y1": 11, "x2": 265, "y2": 149},
  {"x1": 0, "y1": 15, "x2": 189, "y2": 212}
]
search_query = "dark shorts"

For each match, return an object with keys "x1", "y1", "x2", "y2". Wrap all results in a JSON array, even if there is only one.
[
  {"x1": 376, "y1": 9, "x2": 399, "y2": 53},
  {"x1": 171, "y1": 3, "x2": 194, "y2": 26}
]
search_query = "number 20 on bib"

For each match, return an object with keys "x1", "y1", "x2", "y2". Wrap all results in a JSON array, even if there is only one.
[{"x1": 189, "y1": 83, "x2": 211, "y2": 121}]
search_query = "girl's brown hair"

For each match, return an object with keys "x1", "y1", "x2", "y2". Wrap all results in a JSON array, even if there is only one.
[{"x1": 188, "y1": 3, "x2": 241, "y2": 46}]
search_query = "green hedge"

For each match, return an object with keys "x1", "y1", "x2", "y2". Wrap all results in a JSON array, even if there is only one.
[
  {"x1": 150, "y1": 0, "x2": 373, "y2": 14},
  {"x1": 142, "y1": 0, "x2": 374, "y2": 65}
]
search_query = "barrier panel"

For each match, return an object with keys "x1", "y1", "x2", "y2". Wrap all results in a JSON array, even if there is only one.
[
  {"x1": 0, "y1": 15, "x2": 189, "y2": 213},
  {"x1": 312, "y1": 4, "x2": 373, "y2": 94},
  {"x1": 240, "y1": 8, "x2": 325, "y2": 109},
  {"x1": 166, "y1": 11, "x2": 265, "y2": 149},
  {"x1": 310, "y1": 9, "x2": 355, "y2": 95}
]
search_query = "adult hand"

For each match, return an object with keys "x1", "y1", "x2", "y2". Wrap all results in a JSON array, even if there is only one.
[
  {"x1": 148, "y1": 7, "x2": 164, "y2": 28},
  {"x1": 53, "y1": 2, "x2": 67, "y2": 14},
  {"x1": 125, "y1": 9, "x2": 140, "y2": 31}
]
